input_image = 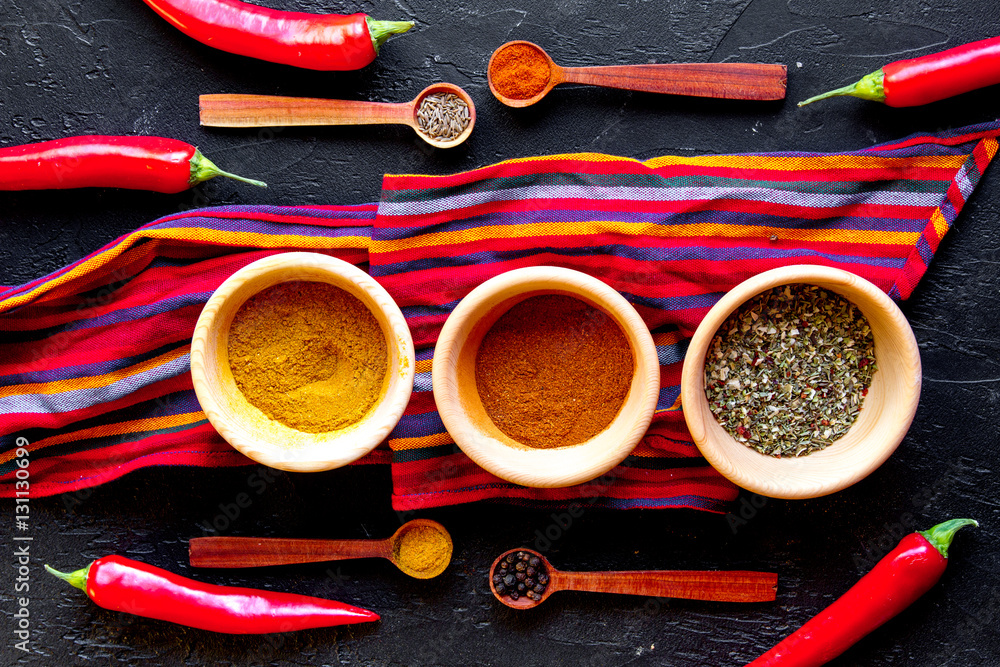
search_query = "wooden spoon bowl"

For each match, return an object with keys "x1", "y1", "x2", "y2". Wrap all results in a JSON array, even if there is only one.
[
  {"x1": 487, "y1": 40, "x2": 787, "y2": 108},
  {"x1": 488, "y1": 548, "x2": 778, "y2": 610},
  {"x1": 189, "y1": 519, "x2": 453, "y2": 579},
  {"x1": 200, "y1": 83, "x2": 476, "y2": 149}
]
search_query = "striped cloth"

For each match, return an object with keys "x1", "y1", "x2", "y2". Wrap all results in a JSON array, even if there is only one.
[{"x1": 3, "y1": 121, "x2": 998, "y2": 510}]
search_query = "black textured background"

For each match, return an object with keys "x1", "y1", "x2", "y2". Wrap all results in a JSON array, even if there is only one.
[{"x1": 2, "y1": 1, "x2": 1000, "y2": 665}]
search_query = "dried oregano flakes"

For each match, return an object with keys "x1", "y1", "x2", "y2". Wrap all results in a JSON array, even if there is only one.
[{"x1": 704, "y1": 283, "x2": 877, "y2": 457}]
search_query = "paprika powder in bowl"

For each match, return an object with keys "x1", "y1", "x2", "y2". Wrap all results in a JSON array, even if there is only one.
[
  {"x1": 680, "y1": 265, "x2": 921, "y2": 499},
  {"x1": 432, "y1": 266, "x2": 660, "y2": 488},
  {"x1": 191, "y1": 252, "x2": 414, "y2": 472}
]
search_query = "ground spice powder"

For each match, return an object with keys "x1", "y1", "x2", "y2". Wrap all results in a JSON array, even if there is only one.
[
  {"x1": 227, "y1": 281, "x2": 387, "y2": 433},
  {"x1": 475, "y1": 295, "x2": 634, "y2": 449},
  {"x1": 395, "y1": 526, "x2": 452, "y2": 574},
  {"x1": 489, "y1": 44, "x2": 551, "y2": 100}
]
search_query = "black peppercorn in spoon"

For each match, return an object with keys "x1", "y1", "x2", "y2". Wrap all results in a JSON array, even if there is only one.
[{"x1": 488, "y1": 548, "x2": 777, "y2": 609}]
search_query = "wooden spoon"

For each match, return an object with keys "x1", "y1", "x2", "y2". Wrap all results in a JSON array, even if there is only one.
[
  {"x1": 488, "y1": 41, "x2": 786, "y2": 107},
  {"x1": 199, "y1": 83, "x2": 475, "y2": 149},
  {"x1": 489, "y1": 548, "x2": 777, "y2": 609},
  {"x1": 189, "y1": 519, "x2": 453, "y2": 579}
]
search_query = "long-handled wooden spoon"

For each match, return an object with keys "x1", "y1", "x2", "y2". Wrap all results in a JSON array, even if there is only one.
[
  {"x1": 199, "y1": 83, "x2": 475, "y2": 149},
  {"x1": 489, "y1": 548, "x2": 777, "y2": 609},
  {"x1": 189, "y1": 519, "x2": 453, "y2": 579},
  {"x1": 488, "y1": 41, "x2": 786, "y2": 107}
]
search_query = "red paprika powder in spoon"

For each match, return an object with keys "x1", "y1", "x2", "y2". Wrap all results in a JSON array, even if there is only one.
[{"x1": 488, "y1": 43, "x2": 552, "y2": 100}]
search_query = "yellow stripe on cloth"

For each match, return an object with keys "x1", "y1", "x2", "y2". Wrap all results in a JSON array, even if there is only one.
[
  {"x1": 643, "y1": 153, "x2": 967, "y2": 171},
  {"x1": 390, "y1": 431, "x2": 454, "y2": 451},
  {"x1": 930, "y1": 209, "x2": 950, "y2": 241},
  {"x1": 984, "y1": 137, "x2": 1000, "y2": 162},
  {"x1": 652, "y1": 331, "x2": 686, "y2": 346},
  {"x1": 389, "y1": 151, "x2": 967, "y2": 179},
  {"x1": 0, "y1": 411, "x2": 207, "y2": 464},
  {"x1": 0, "y1": 226, "x2": 369, "y2": 313},
  {"x1": 388, "y1": 153, "x2": 642, "y2": 178},
  {"x1": 655, "y1": 394, "x2": 684, "y2": 413}
]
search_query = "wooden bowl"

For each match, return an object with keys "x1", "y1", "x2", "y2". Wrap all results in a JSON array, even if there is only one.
[
  {"x1": 681, "y1": 265, "x2": 921, "y2": 499},
  {"x1": 432, "y1": 266, "x2": 660, "y2": 488},
  {"x1": 190, "y1": 252, "x2": 414, "y2": 472}
]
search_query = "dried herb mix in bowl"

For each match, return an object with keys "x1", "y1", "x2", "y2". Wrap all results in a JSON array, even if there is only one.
[
  {"x1": 228, "y1": 281, "x2": 387, "y2": 433},
  {"x1": 705, "y1": 284, "x2": 876, "y2": 457}
]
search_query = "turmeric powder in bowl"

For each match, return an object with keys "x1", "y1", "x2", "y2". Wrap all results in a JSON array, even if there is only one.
[{"x1": 227, "y1": 281, "x2": 387, "y2": 433}]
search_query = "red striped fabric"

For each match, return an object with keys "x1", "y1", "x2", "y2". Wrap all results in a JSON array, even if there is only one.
[
  {"x1": 2, "y1": 121, "x2": 998, "y2": 511},
  {"x1": 373, "y1": 122, "x2": 999, "y2": 511}
]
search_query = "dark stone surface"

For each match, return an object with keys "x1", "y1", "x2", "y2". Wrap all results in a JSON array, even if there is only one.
[{"x1": 2, "y1": 0, "x2": 999, "y2": 665}]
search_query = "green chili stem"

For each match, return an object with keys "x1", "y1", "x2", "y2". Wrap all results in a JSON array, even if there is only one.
[
  {"x1": 45, "y1": 563, "x2": 91, "y2": 593},
  {"x1": 366, "y1": 19, "x2": 415, "y2": 54},
  {"x1": 798, "y1": 69, "x2": 886, "y2": 107},
  {"x1": 919, "y1": 518, "x2": 978, "y2": 559},
  {"x1": 189, "y1": 149, "x2": 267, "y2": 188}
]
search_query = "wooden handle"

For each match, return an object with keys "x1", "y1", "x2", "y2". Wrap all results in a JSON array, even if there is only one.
[
  {"x1": 554, "y1": 569, "x2": 778, "y2": 602},
  {"x1": 199, "y1": 94, "x2": 414, "y2": 128},
  {"x1": 559, "y1": 63, "x2": 787, "y2": 100},
  {"x1": 189, "y1": 537, "x2": 391, "y2": 568}
]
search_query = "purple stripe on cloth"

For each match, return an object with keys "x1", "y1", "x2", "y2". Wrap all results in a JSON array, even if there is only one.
[
  {"x1": 390, "y1": 410, "x2": 447, "y2": 440},
  {"x1": 150, "y1": 217, "x2": 373, "y2": 239},
  {"x1": 656, "y1": 342, "x2": 687, "y2": 367},
  {"x1": 0, "y1": 204, "x2": 379, "y2": 305},
  {"x1": 373, "y1": 208, "x2": 939, "y2": 241},
  {"x1": 0, "y1": 353, "x2": 190, "y2": 415},
  {"x1": 0, "y1": 341, "x2": 186, "y2": 386},
  {"x1": 655, "y1": 386, "x2": 681, "y2": 412},
  {"x1": 53, "y1": 293, "x2": 213, "y2": 334},
  {"x1": 376, "y1": 185, "x2": 945, "y2": 218}
]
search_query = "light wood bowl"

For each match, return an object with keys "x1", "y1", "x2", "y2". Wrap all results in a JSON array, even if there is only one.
[
  {"x1": 190, "y1": 253, "x2": 414, "y2": 472},
  {"x1": 681, "y1": 265, "x2": 921, "y2": 499},
  {"x1": 432, "y1": 266, "x2": 660, "y2": 488}
]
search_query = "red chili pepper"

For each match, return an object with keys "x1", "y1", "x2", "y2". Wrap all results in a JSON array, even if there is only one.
[
  {"x1": 140, "y1": 0, "x2": 413, "y2": 71},
  {"x1": 799, "y1": 36, "x2": 1000, "y2": 107},
  {"x1": 0, "y1": 136, "x2": 265, "y2": 193},
  {"x1": 745, "y1": 518, "x2": 977, "y2": 667},
  {"x1": 45, "y1": 555, "x2": 378, "y2": 633}
]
